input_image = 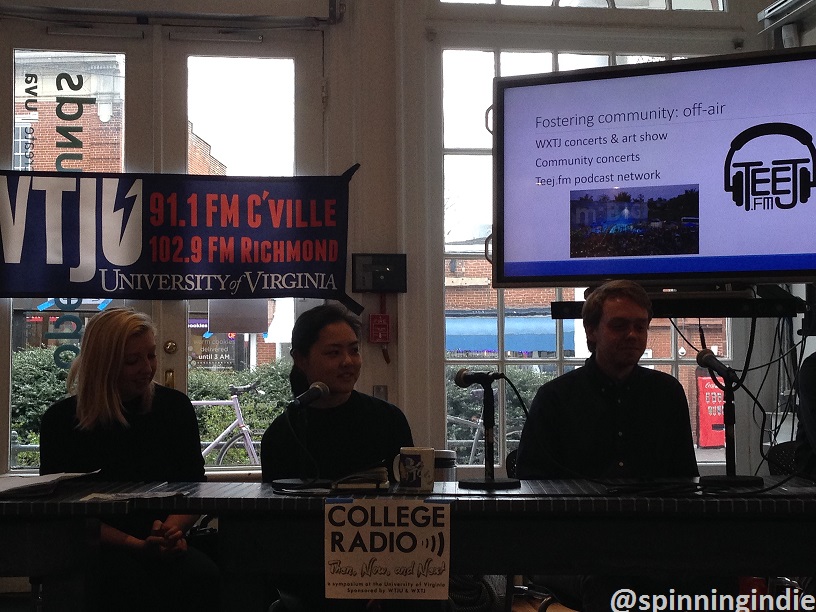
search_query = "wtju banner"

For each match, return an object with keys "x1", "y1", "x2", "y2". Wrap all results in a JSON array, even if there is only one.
[{"x1": 0, "y1": 165, "x2": 361, "y2": 307}]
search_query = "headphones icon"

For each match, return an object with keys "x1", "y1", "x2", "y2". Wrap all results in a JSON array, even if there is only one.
[{"x1": 723, "y1": 122, "x2": 815, "y2": 209}]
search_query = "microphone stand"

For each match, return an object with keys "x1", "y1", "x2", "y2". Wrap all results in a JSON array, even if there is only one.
[
  {"x1": 699, "y1": 371, "x2": 763, "y2": 488},
  {"x1": 459, "y1": 381, "x2": 520, "y2": 490}
]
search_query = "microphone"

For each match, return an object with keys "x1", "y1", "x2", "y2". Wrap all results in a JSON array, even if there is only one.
[
  {"x1": 454, "y1": 368, "x2": 503, "y2": 388},
  {"x1": 696, "y1": 349, "x2": 738, "y2": 384},
  {"x1": 291, "y1": 381, "x2": 330, "y2": 407}
]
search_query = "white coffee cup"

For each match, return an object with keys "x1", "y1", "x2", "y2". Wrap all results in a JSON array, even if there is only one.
[{"x1": 393, "y1": 447, "x2": 435, "y2": 492}]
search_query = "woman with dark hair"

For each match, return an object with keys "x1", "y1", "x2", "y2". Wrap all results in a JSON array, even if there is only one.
[
  {"x1": 261, "y1": 303, "x2": 431, "y2": 612},
  {"x1": 261, "y1": 302, "x2": 412, "y2": 484},
  {"x1": 39, "y1": 307, "x2": 220, "y2": 612}
]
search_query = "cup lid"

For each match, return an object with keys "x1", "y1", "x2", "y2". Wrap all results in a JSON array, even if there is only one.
[{"x1": 434, "y1": 449, "x2": 456, "y2": 459}]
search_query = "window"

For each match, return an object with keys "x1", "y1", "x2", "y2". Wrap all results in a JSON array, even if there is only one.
[
  {"x1": 184, "y1": 55, "x2": 298, "y2": 466},
  {"x1": 186, "y1": 56, "x2": 295, "y2": 177},
  {"x1": 442, "y1": 45, "x2": 730, "y2": 467},
  {"x1": 14, "y1": 50, "x2": 126, "y2": 172},
  {"x1": 12, "y1": 122, "x2": 35, "y2": 171}
]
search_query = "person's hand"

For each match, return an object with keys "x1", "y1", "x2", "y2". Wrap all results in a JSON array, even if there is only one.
[{"x1": 144, "y1": 519, "x2": 188, "y2": 558}]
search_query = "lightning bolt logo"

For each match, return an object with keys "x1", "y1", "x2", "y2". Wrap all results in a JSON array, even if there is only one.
[
  {"x1": 102, "y1": 177, "x2": 142, "y2": 266},
  {"x1": 113, "y1": 179, "x2": 138, "y2": 242}
]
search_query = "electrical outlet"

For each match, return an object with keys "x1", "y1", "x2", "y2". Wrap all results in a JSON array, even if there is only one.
[{"x1": 373, "y1": 385, "x2": 388, "y2": 400}]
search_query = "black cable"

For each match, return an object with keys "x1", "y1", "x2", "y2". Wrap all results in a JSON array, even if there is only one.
[
  {"x1": 748, "y1": 320, "x2": 779, "y2": 455},
  {"x1": 770, "y1": 317, "x2": 800, "y2": 444},
  {"x1": 279, "y1": 402, "x2": 323, "y2": 487},
  {"x1": 674, "y1": 313, "x2": 804, "y2": 481},
  {"x1": 734, "y1": 371, "x2": 814, "y2": 483},
  {"x1": 503, "y1": 374, "x2": 529, "y2": 419},
  {"x1": 739, "y1": 317, "x2": 757, "y2": 386},
  {"x1": 670, "y1": 318, "x2": 699, "y2": 352},
  {"x1": 702, "y1": 317, "x2": 757, "y2": 394}
]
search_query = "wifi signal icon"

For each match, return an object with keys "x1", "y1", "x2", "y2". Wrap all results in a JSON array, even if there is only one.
[{"x1": 421, "y1": 532, "x2": 445, "y2": 557}]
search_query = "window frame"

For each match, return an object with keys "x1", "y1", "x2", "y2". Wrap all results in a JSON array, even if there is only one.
[{"x1": 403, "y1": 0, "x2": 770, "y2": 477}]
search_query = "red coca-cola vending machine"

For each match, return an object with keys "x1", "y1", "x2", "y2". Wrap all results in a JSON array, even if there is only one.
[{"x1": 697, "y1": 367, "x2": 725, "y2": 448}]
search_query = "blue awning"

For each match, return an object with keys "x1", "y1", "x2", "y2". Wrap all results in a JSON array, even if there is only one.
[{"x1": 445, "y1": 316, "x2": 575, "y2": 353}]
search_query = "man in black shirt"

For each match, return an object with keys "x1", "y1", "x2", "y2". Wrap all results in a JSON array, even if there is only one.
[
  {"x1": 516, "y1": 280, "x2": 712, "y2": 612},
  {"x1": 516, "y1": 280, "x2": 697, "y2": 480}
]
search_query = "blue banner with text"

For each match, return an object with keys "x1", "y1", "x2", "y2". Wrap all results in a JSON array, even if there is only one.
[{"x1": 0, "y1": 166, "x2": 360, "y2": 306}]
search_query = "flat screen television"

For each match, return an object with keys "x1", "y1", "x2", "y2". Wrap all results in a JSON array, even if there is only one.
[{"x1": 494, "y1": 48, "x2": 816, "y2": 289}]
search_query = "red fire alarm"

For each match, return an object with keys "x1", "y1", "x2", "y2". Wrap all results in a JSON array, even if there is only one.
[{"x1": 369, "y1": 313, "x2": 390, "y2": 344}]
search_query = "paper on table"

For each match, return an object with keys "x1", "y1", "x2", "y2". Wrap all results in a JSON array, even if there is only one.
[
  {"x1": 80, "y1": 482, "x2": 185, "y2": 501},
  {"x1": 0, "y1": 472, "x2": 92, "y2": 497},
  {"x1": 80, "y1": 491, "x2": 184, "y2": 501}
]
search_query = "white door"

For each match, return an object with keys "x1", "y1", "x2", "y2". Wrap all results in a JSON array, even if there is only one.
[{"x1": 1, "y1": 15, "x2": 324, "y2": 472}]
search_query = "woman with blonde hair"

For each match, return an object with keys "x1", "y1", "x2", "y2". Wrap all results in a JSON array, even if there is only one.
[{"x1": 40, "y1": 306, "x2": 220, "y2": 612}]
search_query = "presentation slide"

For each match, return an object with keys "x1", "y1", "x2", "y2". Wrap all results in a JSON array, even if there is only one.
[{"x1": 498, "y1": 53, "x2": 816, "y2": 283}]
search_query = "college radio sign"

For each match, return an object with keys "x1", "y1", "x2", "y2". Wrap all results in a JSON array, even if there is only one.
[{"x1": 0, "y1": 166, "x2": 360, "y2": 306}]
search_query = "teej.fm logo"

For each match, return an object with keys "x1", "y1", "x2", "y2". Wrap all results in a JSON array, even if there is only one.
[{"x1": 723, "y1": 122, "x2": 815, "y2": 211}]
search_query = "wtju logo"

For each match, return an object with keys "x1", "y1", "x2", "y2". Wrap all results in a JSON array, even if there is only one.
[
  {"x1": 0, "y1": 175, "x2": 142, "y2": 283},
  {"x1": 723, "y1": 122, "x2": 815, "y2": 211}
]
